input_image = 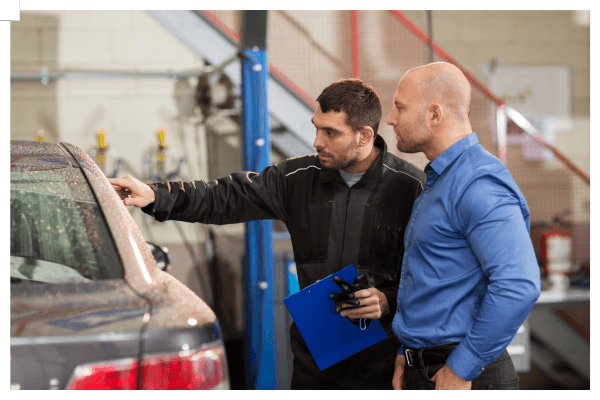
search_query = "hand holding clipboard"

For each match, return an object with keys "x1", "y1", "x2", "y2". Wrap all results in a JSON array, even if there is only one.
[
  {"x1": 284, "y1": 265, "x2": 387, "y2": 370},
  {"x1": 330, "y1": 274, "x2": 372, "y2": 329}
]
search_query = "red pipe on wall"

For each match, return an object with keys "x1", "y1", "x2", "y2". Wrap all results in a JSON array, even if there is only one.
[
  {"x1": 388, "y1": 10, "x2": 504, "y2": 106},
  {"x1": 351, "y1": 10, "x2": 359, "y2": 78}
]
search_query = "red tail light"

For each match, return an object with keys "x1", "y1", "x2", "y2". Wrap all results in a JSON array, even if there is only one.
[{"x1": 66, "y1": 341, "x2": 228, "y2": 390}]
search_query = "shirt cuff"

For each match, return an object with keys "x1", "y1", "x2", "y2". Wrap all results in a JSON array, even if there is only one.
[
  {"x1": 141, "y1": 201, "x2": 155, "y2": 215},
  {"x1": 382, "y1": 289, "x2": 397, "y2": 318},
  {"x1": 445, "y1": 341, "x2": 487, "y2": 381},
  {"x1": 140, "y1": 183, "x2": 163, "y2": 220},
  {"x1": 398, "y1": 343, "x2": 405, "y2": 355}
]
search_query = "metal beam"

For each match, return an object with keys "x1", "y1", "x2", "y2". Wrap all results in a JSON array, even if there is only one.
[
  {"x1": 240, "y1": 10, "x2": 277, "y2": 390},
  {"x1": 11, "y1": 53, "x2": 239, "y2": 83},
  {"x1": 241, "y1": 10, "x2": 268, "y2": 50},
  {"x1": 426, "y1": 11, "x2": 433, "y2": 63},
  {"x1": 11, "y1": 69, "x2": 201, "y2": 82}
]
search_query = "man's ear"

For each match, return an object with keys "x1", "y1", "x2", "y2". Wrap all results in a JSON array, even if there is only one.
[
  {"x1": 429, "y1": 103, "x2": 443, "y2": 126},
  {"x1": 358, "y1": 126, "x2": 375, "y2": 147}
]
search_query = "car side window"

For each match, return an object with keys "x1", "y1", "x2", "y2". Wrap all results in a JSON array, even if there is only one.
[{"x1": 10, "y1": 168, "x2": 124, "y2": 283}]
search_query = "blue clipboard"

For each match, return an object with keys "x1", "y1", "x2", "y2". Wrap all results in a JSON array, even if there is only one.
[{"x1": 284, "y1": 265, "x2": 387, "y2": 370}]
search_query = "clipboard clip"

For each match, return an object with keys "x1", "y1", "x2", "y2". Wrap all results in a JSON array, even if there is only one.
[{"x1": 359, "y1": 318, "x2": 368, "y2": 330}]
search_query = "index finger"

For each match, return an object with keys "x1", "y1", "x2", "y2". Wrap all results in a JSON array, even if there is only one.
[
  {"x1": 351, "y1": 288, "x2": 375, "y2": 299},
  {"x1": 107, "y1": 177, "x2": 135, "y2": 190},
  {"x1": 332, "y1": 276, "x2": 352, "y2": 292}
]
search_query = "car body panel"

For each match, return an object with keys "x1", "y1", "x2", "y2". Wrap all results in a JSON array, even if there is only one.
[
  {"x1": 11, "y1": 281, "x2": 145, "y2": 389},
  {"x1": 11, "y1": 280, "x2": 147, "y2": 338},
  {"x1": 10, "y1": 140, "x2": 223, "y2": 390},
  {"x1": 59, "y1": 142, "x2": 217, "y2": 329},
  {"x1": 10, "y1": 140, "x2": 74, "y2": 171}
]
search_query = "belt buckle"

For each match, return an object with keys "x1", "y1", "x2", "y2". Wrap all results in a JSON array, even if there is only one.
[{"x1": 403, "y1": 348, "x2": 413, "y2": 367}]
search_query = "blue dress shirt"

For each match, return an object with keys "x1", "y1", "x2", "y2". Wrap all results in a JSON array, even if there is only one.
[{"x1": 392, "y1": 133, "x2": 541, "y2": 381}]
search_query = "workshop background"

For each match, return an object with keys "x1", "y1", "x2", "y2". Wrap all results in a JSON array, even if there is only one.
[{"x1": 10, "y1": 10, "x2": 590, "y2": 390}]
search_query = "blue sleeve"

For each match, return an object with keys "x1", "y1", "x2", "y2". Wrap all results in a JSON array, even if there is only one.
[{"x1": 446, "y1": 175, "x2": 541, "y2": 381}]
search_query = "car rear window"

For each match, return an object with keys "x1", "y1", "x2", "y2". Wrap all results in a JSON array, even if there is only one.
[{"x1": 10, "y1": 167, "x2": 124, "y2": 283}]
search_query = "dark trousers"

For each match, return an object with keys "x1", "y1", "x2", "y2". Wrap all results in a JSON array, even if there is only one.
[
  {"x1": 403, "y1": 344, "x2": 519, "y2": 390},
  {"x1": 289, "y1": 322, "x2": 396, "y2": 390}
]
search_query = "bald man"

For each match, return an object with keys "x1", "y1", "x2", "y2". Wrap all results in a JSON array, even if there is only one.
[{"x1": 387, "y1": 62, "x2": 541, "y2": 390}]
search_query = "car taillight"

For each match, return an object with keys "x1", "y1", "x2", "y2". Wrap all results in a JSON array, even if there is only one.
[{"x1": 66, "y1": 341, "x2": 228, "y2": 390}]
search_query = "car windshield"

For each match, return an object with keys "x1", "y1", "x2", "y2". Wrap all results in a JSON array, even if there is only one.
[{"x1": 10, "y1": 167, "x2": 124, "y2": 283}]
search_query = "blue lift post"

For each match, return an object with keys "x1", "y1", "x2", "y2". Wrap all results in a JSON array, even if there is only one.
[{"x1": 240, "y1": 10, "x2": 277, "y2": 390}]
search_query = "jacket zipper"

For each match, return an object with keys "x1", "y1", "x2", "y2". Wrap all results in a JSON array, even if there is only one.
[{"x1": 339, "y1": 186, "x2": 352, "y2": 269}]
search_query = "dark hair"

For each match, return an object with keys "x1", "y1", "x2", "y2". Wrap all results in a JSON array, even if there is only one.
[{"x1": 316, "y1": 78, "x2": 382, "y2": 135}]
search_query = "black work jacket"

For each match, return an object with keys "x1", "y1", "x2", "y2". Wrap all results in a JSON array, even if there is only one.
[{"x1": 142, "y1": 135, "x2": 425, "y2": 371}]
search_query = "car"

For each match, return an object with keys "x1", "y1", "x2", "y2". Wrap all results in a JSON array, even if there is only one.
[{"x1": 10, "y1": 140, "x2": 229, "y2": 390}]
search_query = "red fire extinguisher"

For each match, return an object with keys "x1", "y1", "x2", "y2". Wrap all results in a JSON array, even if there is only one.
[{"x1": 540, "y1": 223, "x2": 572, "y2": 276}]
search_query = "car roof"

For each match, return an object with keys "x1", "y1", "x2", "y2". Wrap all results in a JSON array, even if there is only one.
[{"x1": 11, "y1": 140, "x2": 77, "y2": 171}]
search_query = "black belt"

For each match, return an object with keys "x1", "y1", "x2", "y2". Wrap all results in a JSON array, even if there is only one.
[{"x1": 403, "y1": 342, "x2": 458, "y2": 368}]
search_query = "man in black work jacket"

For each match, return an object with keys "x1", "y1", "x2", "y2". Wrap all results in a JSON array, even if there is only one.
[{"x1": 109, "y1": 79, "x2": 425, "y2": 390}]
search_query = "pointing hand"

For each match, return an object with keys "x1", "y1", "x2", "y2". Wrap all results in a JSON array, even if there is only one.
[{"x1": 108, "y1": 175, "x2": 156, "y2": 208}]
